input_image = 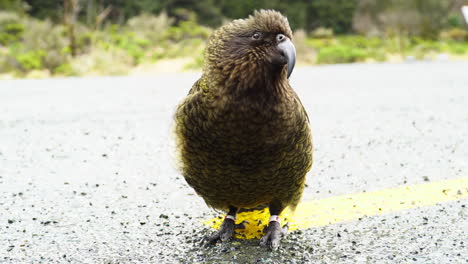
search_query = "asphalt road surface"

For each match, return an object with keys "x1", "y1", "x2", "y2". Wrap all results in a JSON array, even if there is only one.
[{"x1": 1, "y1": 62, "x2": 467, "y2": 263}]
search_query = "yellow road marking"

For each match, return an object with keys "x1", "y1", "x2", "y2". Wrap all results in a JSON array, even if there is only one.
[{"x1": 204, "y1": 177, "x2": 468, "y2": 239}]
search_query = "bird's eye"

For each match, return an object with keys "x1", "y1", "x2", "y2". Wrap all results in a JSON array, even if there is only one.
[
  {"x1": 277, "y1": 34, "x2": 286, "y2": 42},
  {"x1": 252, "y1": 32, "x2": 261, "y2": 40}
]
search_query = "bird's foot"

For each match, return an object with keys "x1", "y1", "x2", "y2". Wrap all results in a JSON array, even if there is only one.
[
  {"x1": 260, "y1": 218, "x2": 289, "y2": 250},
  {"x1": 205, "y1": 216, "x2": 247, "y2": 245}
]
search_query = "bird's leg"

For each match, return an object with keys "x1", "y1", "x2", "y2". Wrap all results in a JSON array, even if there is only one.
[
  {"x1": 206, "y1": 206, "x2": 245, "y2": 245},
  {"x1": 260, "y1": 202, "x2": 289, "y2": 250}
]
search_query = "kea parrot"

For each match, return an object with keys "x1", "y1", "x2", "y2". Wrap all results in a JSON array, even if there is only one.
[{"x1": 174, "y1": 9, "x2": 313, "y2": 250}]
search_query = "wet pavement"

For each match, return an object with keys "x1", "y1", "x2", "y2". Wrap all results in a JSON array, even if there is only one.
[{"x1": 0, "y1": 62, "x2": 467, "y2": 263}]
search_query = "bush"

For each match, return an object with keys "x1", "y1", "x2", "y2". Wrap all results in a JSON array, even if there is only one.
[
  {"x1": 21, "y1": 18, "x2": 69, "y2": 72},
  {"x1": 96, "y1": 26, "x2": 153, "y2": 65},
  {"x1": 0, "y1": 0, "x2": 28, "y2": 13},
  {"x1": 410, "y1": 38, "x2": 442, "y2": 53},
  {"x1": 2, "y1": 9, "x2": 468, "y2": 78},
  {"x1": 164, "y1": 20, "x2": 211, "y2": 42},
  {"x1": 317, "y1": 45, "x2": 368, "y2": 64},
  {"x1": 338, "y1": 35, "x2": 383, "y2": 49},
  {"x1": 13, "y1": 49, "x2": 45, "y2": 71},
  {"x1": 310, "y1": 27, "x2": 334, "y2": 39},
  {"x1": 126, "y1": 12, "x2": 174, "y2": 44},
  {"x1": 68, "y1": 48, "x2": 132, "y2": 76},
  {"x1": 443, "y1": 42, "x2": 468, "y2": 55},
  {"x1": 164, "y1": 38, "x2": 204, "y2": 58},
  {"x1": 73, "y1": 23, "x2": 94, "y2": 54},
  {"x1": 439, "y1": 28, "x2": 468, "y2": 42},
  {"x1": 0, "y1": 15, "x2": 71, "y2": 75},
  {"x1": 306, "y1": 38, "x2": 335, "y2": 49},
  {"x1": 113, "y1": 33, "x2": 148, "y2": 64},
  {"x1": 294, "y1": 30, "x2": 316, "y2": 64},
  {"x1": 0, "y1": 11, "x2": 24, "y2": 45},
  {"x1": 53, "y1": 63, "x2": 74, "y2": 76}
]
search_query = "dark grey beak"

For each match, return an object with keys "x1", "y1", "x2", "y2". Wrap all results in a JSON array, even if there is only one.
[{"x1": 277, "y1": 38, "x2": 296, "y2": 78}]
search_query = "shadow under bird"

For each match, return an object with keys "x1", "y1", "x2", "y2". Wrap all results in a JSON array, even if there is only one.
[{"x1": 175, "y1": 10, "x2": 313, "y2": 250}]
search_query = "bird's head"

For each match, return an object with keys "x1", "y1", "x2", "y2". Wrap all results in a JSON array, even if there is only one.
[{"x1": 204, "y1": 10, "x2": 295, "y2": 91}]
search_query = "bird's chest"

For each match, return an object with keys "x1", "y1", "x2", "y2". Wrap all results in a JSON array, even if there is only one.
[{"x1": 199, "y1": 100, "x2": 298, "y2": 160}]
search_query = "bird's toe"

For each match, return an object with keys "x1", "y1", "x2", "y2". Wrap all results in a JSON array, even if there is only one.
[
  {"x1": 259, "y1": 221, "x2": 288, "y2": 250},
  {"x1": 205, "y1": 218, "x2": 236, "y2": 245}
]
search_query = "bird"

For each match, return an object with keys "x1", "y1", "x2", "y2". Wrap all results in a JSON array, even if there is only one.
[{"x1": 174, "y1": 9, "x2": 313, "y2": 250}]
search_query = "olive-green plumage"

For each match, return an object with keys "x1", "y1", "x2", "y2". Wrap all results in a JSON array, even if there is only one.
[{"x1": 175, "y1": 10, "x2": 312, "y2": 214}]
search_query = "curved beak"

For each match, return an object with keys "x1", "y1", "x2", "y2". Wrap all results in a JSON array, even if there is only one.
[{"x1": 277, "y1": 38, "x2": 296, "y2": 78}]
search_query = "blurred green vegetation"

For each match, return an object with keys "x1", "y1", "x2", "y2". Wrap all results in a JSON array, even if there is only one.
[
  {"x1": 0, "y1": 0, "x2": 468, "y2": 78},
  {"x1": 0, "y1": 10, "x2": 209, "y2": 77}
]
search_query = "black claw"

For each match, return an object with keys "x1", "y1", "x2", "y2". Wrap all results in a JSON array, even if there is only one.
[
  {"x1": 282, "y1": 222, "x2": 289, "y2": 236},
  {"x1": 235, "y1": 220, "x2": 249, "y2": 229}
]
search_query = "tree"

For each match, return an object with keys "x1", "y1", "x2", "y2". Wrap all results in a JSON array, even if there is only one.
[
  {"x1": 63, "y1": 0, "x2": 79, "y2": 56},
  {"x1": 307, "y1": 0, "x2": 358, "y2": 34},
  {"x1": 24, "y1": 0, "x2": 60, "y2": 20}
]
